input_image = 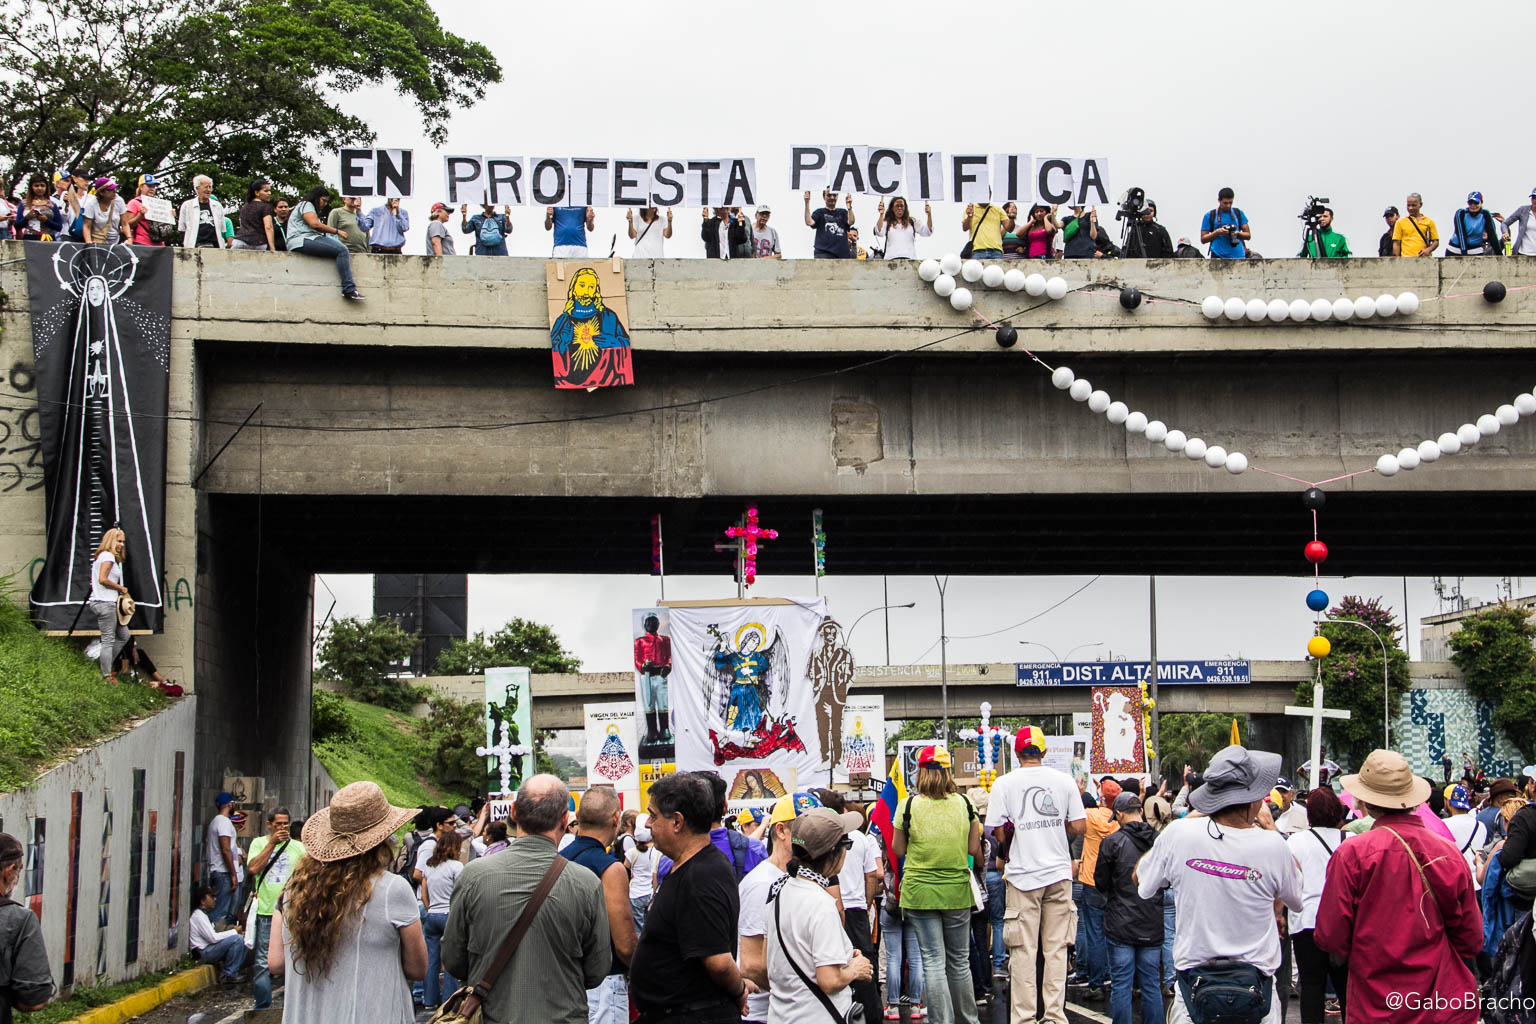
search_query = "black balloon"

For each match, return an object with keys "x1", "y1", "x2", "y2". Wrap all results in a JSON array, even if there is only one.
[
  {"x1": 1303, "y1": 487, "x2": 1326, "y2": 510},
  {"x1": 995, "y1": 324, "x2": 1018, "y2": 348},
  {"x1": 1484, "y1": 280, "x2": 1507, "y2": 303},
  {"x1": 1120, "y1": 287, "x2": 1142, "y2": 310}
]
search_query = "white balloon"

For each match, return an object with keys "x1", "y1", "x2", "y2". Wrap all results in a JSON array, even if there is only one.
[
  {"x1": 1375, "y1": 293, "x2": 1399, "y2": 317},
  {"x1": 1332, "y1": 297, "x2": 1356, "y2": 321},
  {"x1": 1204, "y1": 445, "x2": 1228, "y2": 468},
  {"x1": 1164, "y1": 429, "x2": 1188, "y2": 452},
  {"x1": 1003, "y1": 268, "x2": 1027, "y2": 292},
  {"x1": 1144, "y1": 420, "x2": 1168, "y2": 443},
  {"x1": 1201, "y1": 295, "x2": 1224, "y2": 319},
  {"x1": 1224, "y1": 297, "x2": 1247, "y2": 320},
  {"x1": 1069, "y1": 379, "x2": 1093, "y2": 402},
  {"x1": 1310, "y1": 298, "x2": 1334, "y2": 322},
  {"x1": 1289, "y1": 298, "x2": 1312, "y2": 322},
  {"x1": 1106, "y1": 401, "x2": 1130, "y2": 424},
  {"x1": 1477, "y1": 413, "x2": 1500, "y2": 436},
  {"x1": 1267, "y1": 298, "x2": 1290, "y2": 322},
  {"x1": 1517, "y1": 394, "x2": 1536, "y2": 417},
  {"x1": 1025, "y1": 274, "x2": 1048, "y2": 297},
  {"x1": 981, "y1": 264, "x2": 1006, "y2": 289},
  {"x1": 1184, "y1": 437, "x2": 1208, "y2": 460},
  {"x1": 950, "y1": 287, "x2": 973, "y2": 311},
  {"x1": 1397, "y1": 447, "x2": 1421, "y2": 471},
  {"x1": 1354, "y1": 295, "x2": 1377, "y2": 319},
  {"x1": 1245, "y1": 298, "x2": 1268, "y2": 321},
  {"x1": 1045, "y1": 276, "x2": 1069, "y2": 300},
  {"x1": 939, "y1": 254, "x2": 962, "y2": 277},
  {"x1": 1225, "y1": 452, "x2": 1249, "y2": 474},
  {"x1": 1457, "y1": 423, "x2": 1481, "y2": 447},
  {"x1": 918, "y1": 259, "x2": 941, "y2": 282},
  {"x1": 1397, "y1": 291, "x2": 1420, "y2": 315},
  {"x1": 961, "y1": 259, "x2": 984, "y2": 283},
  {"x1": 1376, "y1": 453, "x2": 1400, "y2": 477},
  {"x1": 1438, "y1": 431, "x2": 1462, "y2": 455},
  {"x1": 1497, "y1": 404, "x2": 1519, "y2": 426},
  {"x1": 934, "y1": 274, "x2": 956, "y2": 297},
  {"x1": 1051, "y1": 366, "x2": 1075, "y2": 389},
  {"x1": 1125, "y1": 411, "x2": 1149, "y2": 434},
  {"x1": 1417, "y1": 439, "x2": 1441, "y2": 462},
  {"x1": 1087, "y1": 390, "x2": 1111, "y2": 413}
]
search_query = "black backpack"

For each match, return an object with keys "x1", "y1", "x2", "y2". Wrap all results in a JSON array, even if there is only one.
[{"x1": 1485, "y1": 909, "x2": 1536, "y2": 1024}]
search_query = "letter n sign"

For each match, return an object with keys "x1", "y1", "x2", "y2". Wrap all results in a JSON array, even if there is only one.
[{"x1": 340, "y1": 148, "x2": 414, "y2": 198}]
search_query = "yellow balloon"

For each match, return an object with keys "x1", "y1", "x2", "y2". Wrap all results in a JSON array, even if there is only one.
[{"x1": 1307, "y1": 635, "x2": 1332, "y2": 659}]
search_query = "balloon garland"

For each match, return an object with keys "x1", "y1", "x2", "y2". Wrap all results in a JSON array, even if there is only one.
[{"x1": 957, "y1": 701, "x2": 1011, "y2": 791}]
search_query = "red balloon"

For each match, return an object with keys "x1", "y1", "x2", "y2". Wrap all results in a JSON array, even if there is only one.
[{"x1": 1304, "y1": 540, "x2": 1328, "y2": 564}]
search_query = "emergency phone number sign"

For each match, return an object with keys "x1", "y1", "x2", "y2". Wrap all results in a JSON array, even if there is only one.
[{"x1": 1014, "y1": 660, "x2": 1251, "y2": 686}]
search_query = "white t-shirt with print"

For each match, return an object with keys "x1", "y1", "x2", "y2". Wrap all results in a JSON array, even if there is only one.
[
  {"x1": 984, "y1": 764, "x2": 1085, "y2": 891},
  {"x1": 765, "y1": 876, "x2": 853, "y2": 1024},
  {"x1": 1137, "y1": 816, "x2": 1303, "y2": 974},
  {"x1": 836, "y1": 829, "x2": 879, "y2": 911},
  {"x1": 738, "y1": 859, "x2": 787, "y2": 1023}
]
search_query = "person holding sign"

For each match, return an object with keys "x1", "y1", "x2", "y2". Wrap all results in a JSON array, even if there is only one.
[
  {"x1": 462, "y1": 203, "x2": 512, "y2": 256},
  {"x1": 701, "y1": 207, "x2": 749, "y2": 260},
  {"x1": 628, "y1": 207, "x2": 671, "y2": 257},
  {"x1": 546, "y1": 205, "x2": 596, "y2": 257},
  {"x1": 805, "y1": 189, "x2": 854, "y2": 259},
  {"x1": 961, "y1": 201, "x2": 1010, "y2": 260},
  {"x1": 873, "y1": 197, "x2": 932, "y2": 260},
  {"x1": 366, "y1": 198, "x2": 410, "y2": 254},
  {"x1": 122, "y1": 175, "x2": 167, "y2": 247}
]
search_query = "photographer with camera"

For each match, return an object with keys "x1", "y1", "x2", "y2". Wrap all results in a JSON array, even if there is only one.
[
  {"x1": 1297, "y1": 201, "x2": 1350, "y2": 258},
  {"x1": 1121, "y1": 196, "x2": 1174, "y2": 259},
  {"x1": 1200, "y1": 187, "x2": 1250, "y2": 259}
]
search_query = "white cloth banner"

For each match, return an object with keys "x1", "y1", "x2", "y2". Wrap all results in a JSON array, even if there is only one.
[
  {"x1": 585, "y1": 701, "x2": 641, "y2": 796},
  {"x1": 835, "y1": 694, "x2": 884, "y2": 783},
  {"x1": 669, "y1": 598, "x2": 828, "y2": 785}
]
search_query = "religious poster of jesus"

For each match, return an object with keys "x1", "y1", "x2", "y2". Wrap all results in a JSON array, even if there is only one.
[
  {"x1": 546, "y1": 261, "x2": 633, "y2": 389},
  {"x1": 1091, "y1": 686, "x2": 1147, "y2": 774}
]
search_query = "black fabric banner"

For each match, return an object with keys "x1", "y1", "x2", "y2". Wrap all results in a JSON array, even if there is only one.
[{"x1": 27, "y1": 244, "x2": 171, "y2": 633}]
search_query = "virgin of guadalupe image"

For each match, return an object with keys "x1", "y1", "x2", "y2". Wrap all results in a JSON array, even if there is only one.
[{"x1": 550, "y1": 267, "x2": 633, "y2": 389}]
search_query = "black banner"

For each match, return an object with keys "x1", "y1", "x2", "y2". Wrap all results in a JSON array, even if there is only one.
[{"x1": 27, "y1": 244, "x2": 171, "y2": 633}]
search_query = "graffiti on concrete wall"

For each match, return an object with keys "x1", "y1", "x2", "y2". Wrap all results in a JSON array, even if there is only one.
[{"x1": 0, "y1": 360, "x2": 43, "y2": 494}]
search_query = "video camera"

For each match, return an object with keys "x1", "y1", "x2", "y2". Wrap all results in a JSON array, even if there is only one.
[
  {"x1": 1298, "y1": 195, "x2": 1330, "y2": 227},
  {"x1": 1115, "y1": 187, "x2": 1147, "y2": 222}
]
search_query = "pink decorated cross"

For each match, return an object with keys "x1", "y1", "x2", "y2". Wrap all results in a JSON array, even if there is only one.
[{"x1": 724, "y1": 506, "x2": 778, "y2": 587}]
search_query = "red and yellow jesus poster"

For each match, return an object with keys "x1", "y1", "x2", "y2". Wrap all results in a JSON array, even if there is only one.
[{"x1": 546, "y1": 260, "x2": 634, "y2": 389}]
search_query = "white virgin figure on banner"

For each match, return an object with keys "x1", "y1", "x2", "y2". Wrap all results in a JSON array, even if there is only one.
[
  {"x1": 1098, "y1": 689, "x2": 1138, "y2": 765},
  {"x1": 704, "y1": 621, "x2": 791, "y2": 747}
]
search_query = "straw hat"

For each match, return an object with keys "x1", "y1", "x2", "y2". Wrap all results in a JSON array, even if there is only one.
[
  {"x1": 301, "y1": 781, "x2": 417, "y2": 863},
  {"x1": 1341, "y1": 750, "x2": 1431, "y2": 811},
  {"x1": 116, "y1": 593, "x2": 136, "y2": 626}
]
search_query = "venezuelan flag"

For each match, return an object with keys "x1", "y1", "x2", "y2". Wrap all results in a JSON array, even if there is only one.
[{"x1": 868, "y1": 753, "x2": 908, "y2": 901}]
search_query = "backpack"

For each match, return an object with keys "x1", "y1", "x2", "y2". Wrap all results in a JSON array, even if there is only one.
[
  {"x1": 1484, "y1": 910, "x2": 1536, "y2": 1024},
  {"x1": 397, "y1": 831, "x2": 424, "y2": 886},
  {"x1": 477, "y1": 214, "x2": 504, "y2": 247},
  {"x1": 726, "y1": 828, "x2": 750, "y2": 883},
  {"x1": 1204, "y1": 207, "x2": 1245, "y2": 255}
]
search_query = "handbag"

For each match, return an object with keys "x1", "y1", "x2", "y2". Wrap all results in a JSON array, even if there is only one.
[
  {"x1": 1503, "y1": 855, "x2": 1536, "y2": 899},
  {"x1": 430, "y1": 855, "x2": 567, "y2": 1024},
  {"x1": 773, "y1": 894, "x2": 864, "y2": 1024},
  {"x1": 967, "y1": 869, "x2": 986, "y2": 913},
  {"x1": 959, "y1": 207, "x2": 988, "y2": 259}
]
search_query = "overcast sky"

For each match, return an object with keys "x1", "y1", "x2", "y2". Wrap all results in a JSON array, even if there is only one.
[{"x1": 312, "y1": 0, "x2": 1532, "y2": 677}]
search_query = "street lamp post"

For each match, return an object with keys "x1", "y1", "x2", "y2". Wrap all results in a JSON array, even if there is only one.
[
  {"x1": 846, "y1": 601, "x2": 917, "y2": 661},
  {"x1": 1324, "y1": 617, "x2": 1393, "y2": 749},
  {"x1": 1018, "y1": 640, "x2": 1107, "y2": 663},
  {"x1": 936, "y1": 576, "x2": 949, "y2": 744}
]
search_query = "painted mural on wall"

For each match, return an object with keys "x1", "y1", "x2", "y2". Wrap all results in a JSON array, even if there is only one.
[{"x1": 1392, "y1": 688, "x2": 1521, "y2": 779}]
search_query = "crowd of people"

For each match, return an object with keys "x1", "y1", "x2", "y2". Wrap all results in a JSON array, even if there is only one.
[{"x1": 7, "y1": 736, "x2": 1536, "y2": 1024}]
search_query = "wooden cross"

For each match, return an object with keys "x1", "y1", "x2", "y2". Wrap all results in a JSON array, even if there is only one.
[
  {"x1": 476, "y1": 720, "x2": 531, "y2": 796},
  {"x1": 1284, "y1": 681, "x2": 1352, "y2": 791}
]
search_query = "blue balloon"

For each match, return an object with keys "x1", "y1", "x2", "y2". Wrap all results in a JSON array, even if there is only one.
[{"x1": 1306, "y1": 589, "x2": 1329, "y2": 612}]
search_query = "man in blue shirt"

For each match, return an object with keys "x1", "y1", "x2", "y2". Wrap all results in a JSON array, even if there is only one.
[
  {"x1": 546, "y1": 204, "x2": 595, "y2": 257},
  {"x1": 560, "y1": 787, "x2": 636, "y2": 1024},
  {"x1": 461, "y1": 203, "x2": 512, "y2": 256},
  {"x1": 365, "y1": 197, "x2": 410, "y2": 253},
  {"x1": 1447, "y1": 191, "x2": 1500, "y2": 256},
  {"x1": 1200, "y1": 186, "x2": 1250, "y2": 259}
]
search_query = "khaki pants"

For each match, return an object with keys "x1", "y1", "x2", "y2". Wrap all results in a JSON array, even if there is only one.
[{"x1": 1004, "y1": 878, "x2": 1074, "y2": 1024}]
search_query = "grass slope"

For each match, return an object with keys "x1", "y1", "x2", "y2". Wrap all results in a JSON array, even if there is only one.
[
  {"x1": 313, "y1": 697, "x2": 473, "y2": 810},
  {"x1": 0, "y1": 589, "x2": 168, "y2": 793}
]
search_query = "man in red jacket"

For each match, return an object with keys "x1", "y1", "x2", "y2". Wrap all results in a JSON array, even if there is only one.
[{"x1": 1315, "y1": 749, "x2": 1484, "y2": 1023}]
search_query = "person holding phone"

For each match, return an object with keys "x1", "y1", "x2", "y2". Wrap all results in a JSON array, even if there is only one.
[
  {"x1": 366, "y1": 197, "x2": 410, "y2": 253},
  {"x1": 247, "y1": 807, "x2": 305, "y2": 1010}
]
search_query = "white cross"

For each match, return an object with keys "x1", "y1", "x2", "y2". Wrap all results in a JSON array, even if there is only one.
[
  {"x1": 476, "y1": 720, "x2": 531, "y2": 797},
  {"x1": 1284, "y1": 681, "x2": 1352, "y2": 791}
]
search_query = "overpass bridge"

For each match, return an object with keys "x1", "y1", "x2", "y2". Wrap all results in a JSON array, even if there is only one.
[{"x1": 0, "y1": 246, "x2": 1531, "y2": 809}]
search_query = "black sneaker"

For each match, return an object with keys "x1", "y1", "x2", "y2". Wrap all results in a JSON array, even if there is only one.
[{"x1": 343, "y1": 290, "x2": 366, "y2": 301}]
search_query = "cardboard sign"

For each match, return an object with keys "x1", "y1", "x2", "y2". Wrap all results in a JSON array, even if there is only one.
[
  {"x1": 140, "y1": 196, "x2": 175, "y2": 224},
  {"x1": 338, "y1": 148, "x2": 413, "y2": 198},
  {"x1": 441, "y1": 156, "x2": 755, "y2": 208},
  {"x1": 487, "y1": 800, "x2": 512, "y2": 823}
]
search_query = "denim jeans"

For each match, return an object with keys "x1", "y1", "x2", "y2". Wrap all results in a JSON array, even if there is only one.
[
  {"x1": 587, "y1": 973, "x2": 628, "y2": 1024},
  {"x1": 291, "y1": 234, "x2": 358, "y2": 295},
  {"x1": 210, "y1": 871, "x2": 236, "y2": 928},
  {"x1": 1162, "y1": 889, "x2": 1177, "y2": 985},
  {"x1": 906, "y1": 907, "x2": 979, "y2": 1024},
  {"x1": 971, "y1": 249, "x2": 1004, "y2": 259},
  {"x1": 1080, "y1": 886, "x2": 1108, "y2": 987},
  {"x1": 1107, "y1": 939, "x2": 1162, "y2": 1024},
  {"x1": 423, "y1": 912, "x2": 457, "y2": 1006},
  {"x1": 198, "y1": 933, "x2": 246, "y2": 979},
  {"x1": 630, "y1": 893, "x2": 651, "y2": 934},
  {"x1": 1072, "y1": 880, "x2": 1087, "y2": 975},
  {"x1": 253, "y1": 914, "x2": 274, "y2": 1008},
  {"x1": 881, "y1": 902, "x2": 923, "y2": 1005},
  {"x1": 985, "y1": 871, "x2": 1006, "y2": 969}
]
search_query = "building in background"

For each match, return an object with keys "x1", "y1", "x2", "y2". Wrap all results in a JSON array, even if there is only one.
[{"x1": 373, "y1": 574, "x2": 468, "y2": 675}]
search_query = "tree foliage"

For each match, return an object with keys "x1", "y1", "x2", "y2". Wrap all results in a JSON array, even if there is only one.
[
  {"x1": 0, "y1": 0, "x2": 500, "y2": 196},
  {"x1": 416, "y1": 696, "x2": 485, "y2": 793},
  {"x1": 433, "y1": 618, "x2": 582, "y2": 676},
  {"x1": 310, "y1": 689, "x2": 358, "y2": 743},
  {"x1": 1448, "y1": 603, "x2": 1536, "y2": 762},
  {"x1": 1293, "y1": 595, "x2": 1412, "y2": 768},
  {"x1": 1156, "y1": 713, "x2": 1248, "y2": 780},
  {"x1": 315, "y1": 615, "x2": 418, "y2": 710}
]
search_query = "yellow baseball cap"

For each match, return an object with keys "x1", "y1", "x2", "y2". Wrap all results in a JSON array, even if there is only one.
[{"x1": 767, "y1": 791, "x2": 823, "y2": 825}]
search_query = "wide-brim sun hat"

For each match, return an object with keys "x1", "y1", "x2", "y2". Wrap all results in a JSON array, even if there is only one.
[
  {"x1": 116, "y1": 593, "x2": 136, "y2": 625},
  {"x1": 1341, "y1": 750, "x2": 1432, "y2": 811},
  {"x1": 302, "y1": 781, "x2": 417, "y2": 862},
  {"x1": 1189, "y1": 745, "x2": 1283, "y2": 814}
]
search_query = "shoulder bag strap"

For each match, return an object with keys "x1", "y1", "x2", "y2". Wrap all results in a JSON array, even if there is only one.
[
  {"x1": 774, "y1": 891, "x2": 848, "y2": 1024},
  {"x1": 241, "y1": 840, "x2": 290, "y2": 917},
  {"x1": 1378, "y1": 826, "x2": 1446, "y2": 929},
  {"x1": 1408, "y1": 215, "x2": 1431, "y2": 245},
  {"x1": 472, "y1": 855, "x2": 568, "y2": 999},
  {"x1": 1460, "y1": 822, "x2": 1481, "y2": 853},
  {"x1": 1307, "y1": 829, "x2": 1334, "y2": 855},
  {"x1": 967, "y1": 208, "x2": 987, "y2": 244}
]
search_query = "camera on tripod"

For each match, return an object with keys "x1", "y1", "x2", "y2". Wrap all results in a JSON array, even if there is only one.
[
  {"x1": 1115, "y1": 187, "x2": 1146, "y2": 222},
  {"x1": 1298, "y1": 195, "x2": 1330, "y2": 227}
]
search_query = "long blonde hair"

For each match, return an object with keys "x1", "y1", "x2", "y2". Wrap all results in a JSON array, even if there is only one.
[
  {"x1": 562, "y1": 267, "x2": 606, "y2": 316},
  {"x1": 280, "y1": 842, "x2": 393, "y2": 981},
  {"x1": 95, "y1": 528, "x2": 124, "y2": 558},
  {"x1": 917, "y1": 763, "x2": 957, "y2": 800},
  {"x1": 1503, "y1": 797, "x2": 1528, "y2": 825}
]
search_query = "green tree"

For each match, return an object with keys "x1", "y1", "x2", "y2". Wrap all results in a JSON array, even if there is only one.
[
  {"x1": 434, "y1": 618, "x2": 582, "y2": 675},
  {"x1": 0, "y1": 0, "x2": 500, "y2": 195},
  {"x1": 1156, "y1": 713, "x2": 1248, "y2": 780},
  {"x1": 1448, "y1": 603, "x2": 1536, "y2": 762},
  {"x1": 315, "y1": 615, "x2": 418, "y2": 710},
  {"x1": 1293, "y1": 595, "x2": 1411, "y2": 768},
  {"x1": 416, "y1": 696, "x2": 485, "y2": 793}
]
